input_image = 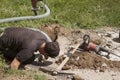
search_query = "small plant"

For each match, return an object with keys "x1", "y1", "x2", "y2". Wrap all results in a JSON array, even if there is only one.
[
  {"x1": 4, "y1": 69, "x2": 25, "y2": 75},
  {"x1": 0, "y1": 54, "x2": 6, "y2": 68},
  {"x1": 34, "y1": 74, "x2": 46, "y2": 80}
]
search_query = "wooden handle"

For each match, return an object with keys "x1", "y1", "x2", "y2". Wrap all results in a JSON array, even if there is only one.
[{"x1": 56, "y1": 43, "x2": 80, "y2": 71}]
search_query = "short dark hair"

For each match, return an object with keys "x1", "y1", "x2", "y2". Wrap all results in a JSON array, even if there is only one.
[{"x1": 45, "y1": 42, "x2": 60, "y2": 58}]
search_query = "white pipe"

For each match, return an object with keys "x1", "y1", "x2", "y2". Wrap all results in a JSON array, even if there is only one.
[
  {"x1": 0, "y1": 27, "x2": 52, "y2": 42},
  {"x1": 0, "y1": 2, "x2": 50, "y2": 23},
  {"x1": 28, "y1": 28, "x2": 52, "y2": 42}
]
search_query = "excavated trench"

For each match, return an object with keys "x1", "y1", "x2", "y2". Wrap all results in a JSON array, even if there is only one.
[
  {"x1": 25, "y1": 25, "x2": 120, "y2": 80},
  {"x1": 56, "y1": 26, "x2": 120, "y2": 70}
]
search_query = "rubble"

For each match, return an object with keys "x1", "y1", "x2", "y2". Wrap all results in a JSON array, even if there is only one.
[
  {"x1": 72, "y1": 75, "x2": 84, "y2": 80},
  {"x1": 25, "y1": 26, "x2": 120, "y2": 80}
]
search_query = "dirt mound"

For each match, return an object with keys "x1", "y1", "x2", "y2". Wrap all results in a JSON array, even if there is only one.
[
  {"x1": 66, "y1": 52, "x2": 120, "y2": 70},
  {"x1": 56, "y1": 51, "x2": 120, "y2": 71}
]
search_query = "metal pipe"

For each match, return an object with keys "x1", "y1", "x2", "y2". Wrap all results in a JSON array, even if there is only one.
[{"x1": 0, "y1": 2, "x2": 50, "y2": 23}]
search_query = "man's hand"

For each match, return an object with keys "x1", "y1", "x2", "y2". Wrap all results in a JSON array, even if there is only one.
[
  {"x1": 10, "y1": 57, "x2": 20, "y2": 69},
  {"x1": 44, "y1": 54, "x2": 49, "y2": 60}
]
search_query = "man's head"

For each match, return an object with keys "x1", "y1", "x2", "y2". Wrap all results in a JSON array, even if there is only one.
[{"x1": 45, "y1": 42, "x2": 60, "y2": 58}]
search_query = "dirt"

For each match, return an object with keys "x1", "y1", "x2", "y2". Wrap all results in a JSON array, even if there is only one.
[
  {"x1": 65, "y1": 52, "x2": 120, "y2": 70},
  {"x1": 51, "y1": 25, "x2": 120, "y2": 71},
  {"x1": 53, "y1": 25, "x2": 120, "y2": 80},
  {"x1": 0, "y1": 24, "x2": 120, "y2": 80}
]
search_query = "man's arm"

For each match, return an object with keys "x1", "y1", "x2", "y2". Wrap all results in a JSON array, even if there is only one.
[
  {"x1": 10, "y1": 57, "x2": 20, "y2": 69},
  {"x1": 10, "y1": 49, "x2": 35, "y2": 69}
]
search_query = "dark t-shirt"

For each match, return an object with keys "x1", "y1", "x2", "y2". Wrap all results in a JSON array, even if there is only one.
[{"x1": 0, "y1": 27, "x2": 49, "y2": 63}]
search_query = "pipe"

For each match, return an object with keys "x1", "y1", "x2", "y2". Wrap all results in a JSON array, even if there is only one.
[
  {"x1": 0, "y1": 27, "x2": 52, "y2": 42},
  {"x1": 28, "y1": 28, "x2": 52, "y2": 42},
  {"x1": 0, "y1": 2, "x2": 50, "y2": 23}
]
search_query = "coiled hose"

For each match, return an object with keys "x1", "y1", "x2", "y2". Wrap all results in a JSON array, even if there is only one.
[{"x1": 0, "y1": 1, "x2": 50, "y2": 23}]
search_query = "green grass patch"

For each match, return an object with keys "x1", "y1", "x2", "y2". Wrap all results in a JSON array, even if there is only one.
[
  {"x1": 34, "y1": 74, "x2": 46, "y2": 80},
  {"x1": 0, "y1": 54, "x2": 6, "y2": 68},
  {"x1": 1, "y1": 67, "x2": 46, "y2": 80},
  {"x1": 0, "y1": 0, "x2": 120, "y2": 28},
  {"x1": 3, "y1": 69, "x2": 25, "y2": 75},
  {"x1": 0, "y1": 54, "x2": 46, "y2": 80}
]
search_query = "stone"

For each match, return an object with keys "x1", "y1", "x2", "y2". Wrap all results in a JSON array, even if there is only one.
[
  {"x1": 52, "y1": 71, "x2": 58, "y2": 75},
  {"x1": 101, "y1": 63, "x2": 107, "y2": 67},
  {"x1": 72, "y1": 75, "x2": 84, "y2": 80},
  {"x1": 99, "y1": 68, "x2": 105, "y2": 72},
  {"x1": 105, "y1": 33, "x2": 112, "y2": 37},
  {"x1": 62, "y1": 65, "x2": 71, "y2": 70}
]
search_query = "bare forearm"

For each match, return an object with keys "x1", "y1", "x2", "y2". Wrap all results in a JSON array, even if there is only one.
[{"x1": 10, "y1": 57, "x2": 20, "y2": 69}]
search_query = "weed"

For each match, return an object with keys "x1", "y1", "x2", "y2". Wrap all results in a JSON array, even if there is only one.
[{"x1": 34, "y1": 74, "x2": 46, "y2": 80}]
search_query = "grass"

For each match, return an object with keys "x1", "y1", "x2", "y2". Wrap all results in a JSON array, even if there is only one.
[
  {"x1": 34, "y1": 74, "x2": 46, "y2": 80},
  {"x1": 0, "y1": 0, "x2": 119, "y2": 79},
  {"x1": 0, "y1": 54, "x2": 6, "y2": 68},
  {"x1": 0, "y1": 68, "x2": 46, "y2": 80},
  {"x1": 0, "y1": 54, "x2": 46, "y2": 80},
  {"x1": 0, "y1": 0, "x2": 120, "y2": 28},
  {"x1": 2, "y1": 69, "x2": 46, "y2": 80}
]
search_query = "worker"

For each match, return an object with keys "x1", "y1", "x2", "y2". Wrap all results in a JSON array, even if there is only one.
[
  {"x1": 31, "y1": 0, "x2": 40, "y2": 9},
  {"x1": 31, "y1": 0, "x2": 43, "y2": 15},
  {"x1": 0, "y1": 27, "x2": 60, "y2": 69}
]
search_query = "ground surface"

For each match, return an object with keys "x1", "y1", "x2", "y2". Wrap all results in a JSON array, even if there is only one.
[
  {"x1": 0, "y1": 24, "x2": 120, "y2": 80},
  {"x1": 53, "y1": 25, "x2": 120, "y2": 80},
  {"x1": 35, "y1": 25, "x2": 120, "y2": 80}
]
